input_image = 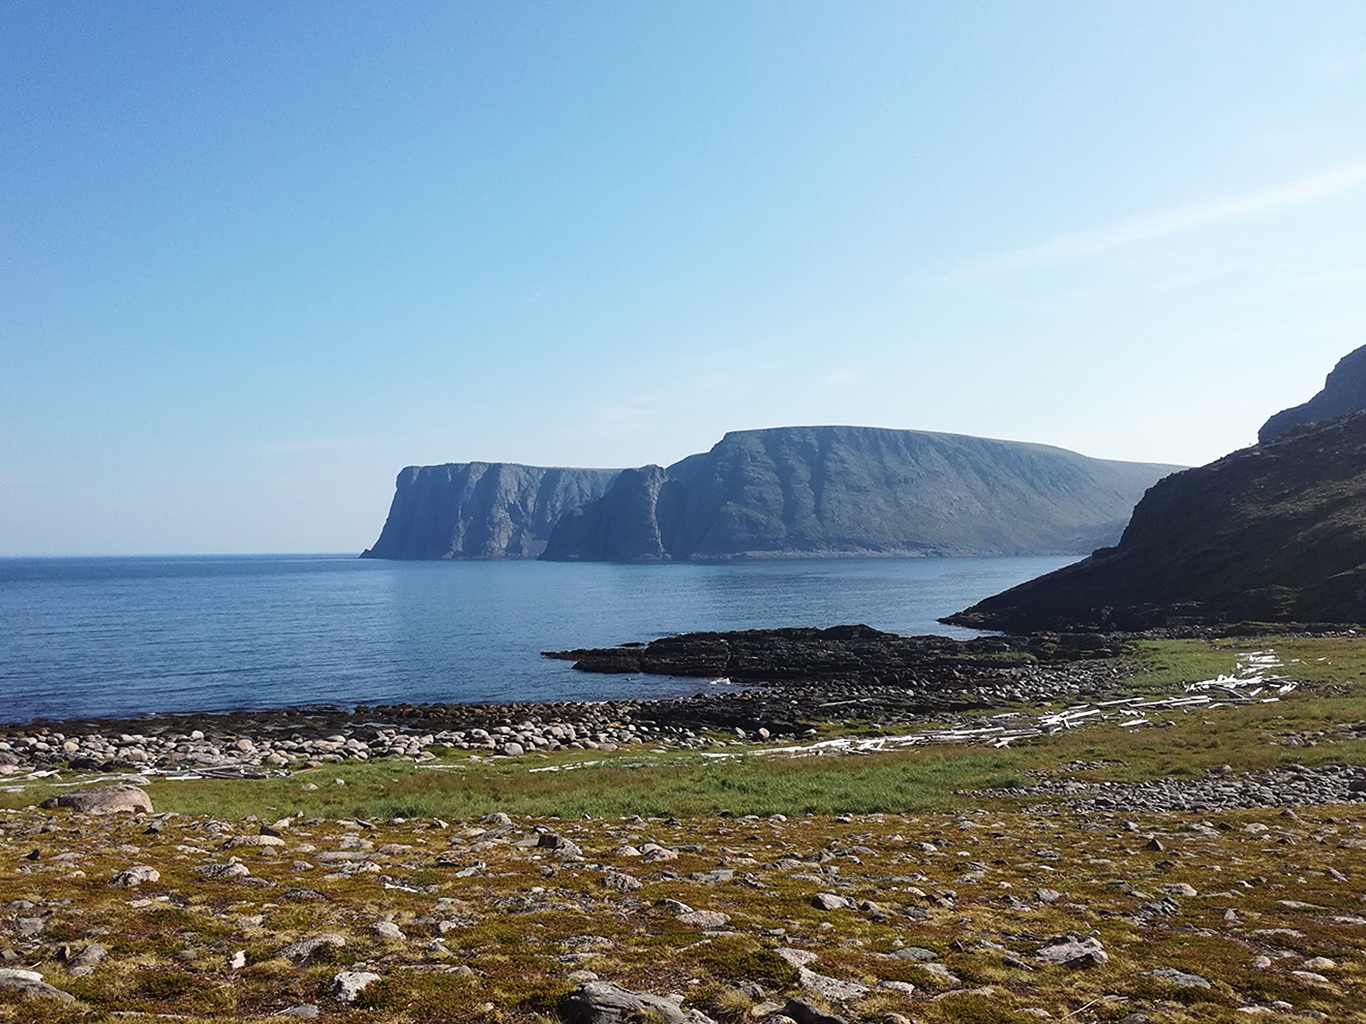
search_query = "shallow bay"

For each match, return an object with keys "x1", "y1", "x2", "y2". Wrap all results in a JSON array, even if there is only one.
[{"x1": 0, "y1": 554, "x2": 1075, "y2": 723}]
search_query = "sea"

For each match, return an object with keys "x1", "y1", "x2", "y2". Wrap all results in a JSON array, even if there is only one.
[{"x1": 0, "y1": 554, "x2": 1076, "y2": 725}]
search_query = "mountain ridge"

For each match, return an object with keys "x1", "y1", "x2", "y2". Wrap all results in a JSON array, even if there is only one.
[{"x1": 362, "y1": 426, "x2": 1181, "y2": 562}]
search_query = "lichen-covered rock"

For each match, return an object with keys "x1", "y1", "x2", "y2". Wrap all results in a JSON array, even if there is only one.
[
  {"x1": 110, "y1": 865, "x2": 160, "y2": 887},
  {"x1": 332, "y1": 970, "x2": 381, "y2": 1003},
  {"x1": 1034, "y1": 932, "x2": 1108, "y2": 968},
  {"x1": 560, "y1": 980, "x2": 689, "y2": 1023}
]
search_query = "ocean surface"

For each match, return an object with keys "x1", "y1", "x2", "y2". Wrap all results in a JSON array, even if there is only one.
[{"x1": 0, "y1": 554, "x2": 1077, "y2": 724}]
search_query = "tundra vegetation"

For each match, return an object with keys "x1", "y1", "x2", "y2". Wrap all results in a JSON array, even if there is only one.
[{"x1": 1, "y1": 636, "x2": 1365, "y2": 1023}]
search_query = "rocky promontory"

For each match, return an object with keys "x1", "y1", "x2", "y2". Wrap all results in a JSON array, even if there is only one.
[
  {"x1": 945, "y1": 411, "x2": 1366, "y2": 631},
  {"x1": 1260, "y1": 342, "x2": 1366, "y2": 442},
  {"x1": 362, "y1": 426, "x2": 1179, "y2": 561}
]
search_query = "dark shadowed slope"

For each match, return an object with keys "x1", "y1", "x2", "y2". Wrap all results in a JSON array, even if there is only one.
[{"x1": 945, "y1": 412, "x2": 1366, "y2": 631}]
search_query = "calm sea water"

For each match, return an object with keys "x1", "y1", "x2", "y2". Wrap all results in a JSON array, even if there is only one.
[{"x1": 0, "y1": 555, "x2": 1075, "y2": 724}]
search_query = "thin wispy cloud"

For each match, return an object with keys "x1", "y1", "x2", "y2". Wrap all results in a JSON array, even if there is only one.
[{"x1": 948, "y1": 161, "x2": 1366, "y2": 280}]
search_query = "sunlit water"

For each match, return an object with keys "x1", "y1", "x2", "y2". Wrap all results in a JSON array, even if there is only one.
[{"x1": 0, "y1": 554, "x2": 1075, "y2": 723}]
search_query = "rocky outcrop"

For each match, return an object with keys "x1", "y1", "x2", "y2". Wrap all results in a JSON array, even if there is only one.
[
  {"x1": 945, "y1": 411, "x2": 1366, "y2": 631},
  {"x1": 541, "y1": 426, "x2": 1179, "y2": 562},
  {"x1": 1260, "y1": 343, "x2": 1366, "y2": 442},
  {"x1": 361, "y1": 463, "x2": 621, "y2": 559}
]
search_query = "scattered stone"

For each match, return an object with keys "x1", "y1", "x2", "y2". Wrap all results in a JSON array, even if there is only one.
[
  {"x1": 776, "y1": 948, "x2": 819, "y2": 969},
  {"x1": 333, "y1": 970, "x2": 382, "y2": 1003},
  {"x1": 797, "y1": 967, "x2": 868, "y2": 1003},
  {"x1": 279, "y1": 934, "x2": 346, "y2": 959},
  {"x1": 1034, "y1": 932, "x2": 1108, "y2": 968},
  {"x1": 561, "y1": 980, "x2": 689, "y2": 1023},
  {"x1": 677, "y1": 910, "x2": 730, "y2": 929},
  {"x1": 110, "y1": 865, "x2": 160, "y2": 887},
  {"x1": 811, "y1": 893, "x2": 849, "y2": 911},
  {"x1": 275, "y1": 1005, "x2": 320, "y2": 1019},
  {"x1": 1143, "y1": 967, "x2": 1211, "y2": 988},
  {"x1": 196, "y1": 862, "x2": 250, "y2": 881},
  {"x1": 603, "y1": 871, "x2": 643, "y2": 893}
]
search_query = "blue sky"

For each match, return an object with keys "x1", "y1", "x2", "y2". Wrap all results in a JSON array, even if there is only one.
[{"x1": 5, "y1": 1, "x2": 1366, "y2": 555}]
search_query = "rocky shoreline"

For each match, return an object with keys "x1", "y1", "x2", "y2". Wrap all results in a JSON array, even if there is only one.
[{"x1": 0, "y1": 627, "x2": 1152, "y2": 776}]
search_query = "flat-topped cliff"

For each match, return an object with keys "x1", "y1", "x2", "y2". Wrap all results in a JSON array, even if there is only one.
[
  {"x1": 541, "y1": 426, "x2": 1180, "y2": 562},
  {"x1": 362, "y1": 427, "x2": 1179, "y2": 562},
  {"x1": 360, "y1": 463, "x2": 621, "y2": 559}
]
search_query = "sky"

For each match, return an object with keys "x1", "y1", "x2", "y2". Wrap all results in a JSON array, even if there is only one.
[{"x1": 5, "y1": 1, "x2": 1366, "y2": 555}]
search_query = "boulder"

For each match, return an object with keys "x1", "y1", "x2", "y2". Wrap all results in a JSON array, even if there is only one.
[
  {"x1": 332, "y1": 970, "x2": 381, "y2": 1003},
  {"x1": 40, "y1": 785, "x2": 152, "y2": 814},
  {"x1": 1034, "y1": 932, "x2": 1108, "y2": 968},
  {"x1": 561, "y1": 981, "x2": 688, "y2": 1023},
  {"x1": 110, "y1": 865, "x2": 161, "y2": 887},
  {"x1": 0, "y1": 968, "x2": 75, "y2": 1002}
]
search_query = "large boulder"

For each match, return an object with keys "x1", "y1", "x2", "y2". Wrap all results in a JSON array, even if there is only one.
[
  {"x1": 560, "y1": 981, "x2": 689, "y2": 1023},
  {"x1": 40, "y1": 785, "x2": 153, "y2": 815}
]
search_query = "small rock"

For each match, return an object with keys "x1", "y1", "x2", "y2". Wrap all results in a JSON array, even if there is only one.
[
  {"x1": 811, "y1": 893, "x2": 849, "y2": 911},
  {"x1": 1143, "y1": 967, "x2": 1211, "y2": 989},
  {"x1": 196, "y1": 862, "x2": 250, "y2": 881},
  {"x1": 797, "y1": 967, "x2": 868, "y2": 1003},
  {"x1": 370, "y1": 921, "x2": 405, "y2": 940},
  {"x1": 677, "y1": 910, "x2": 730, "y2": 929},
  {"x1": 603, "y1": 872, "x2": 642, "y2": 893},
  {"x1": 333, "y1": 971, "x2": 381, "y2": 1003},
  {"x1": 1034, "y1": 932, "x2": 1108, "y2": 969},
  {"x1": 110, "y1": 865, "x2": 160, "y2": 887},
  {"x1": 776, "y1": 948, "x2": 819, "y2": 969},
  {"x1": 280, "y1": 934, "x2": 347, "y2": 959}
]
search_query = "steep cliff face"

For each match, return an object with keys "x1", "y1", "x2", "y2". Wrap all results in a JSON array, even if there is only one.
[
  {"x1": 360, "y1": 463, "x2": 621, "y2": 560},
  {"x1": 1260, "y1": 344, "x2": 1366, "y2": 442},
  {"x1": 540, "y1": 466, "x2": 669, "y2": 562},
  {"x1": 539, "y1": 426, "x2": 1180, "y2": 562},
  {"x1": 945, "y1": 412, "x2": 1366, "y2": 631}
]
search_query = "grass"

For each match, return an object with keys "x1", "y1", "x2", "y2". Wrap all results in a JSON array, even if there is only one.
[{"x1": 2, "y1": 635, "x2": 1366, "y2": 1022}]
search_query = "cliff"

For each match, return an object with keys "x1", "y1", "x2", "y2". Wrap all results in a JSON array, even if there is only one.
[
  {"x1": 1260, "y1": 343, "x2": 1366, "y2": 442},
  {"x1": 360, "y1": 463, "x2": 622, "y2": 560},
  {"x1": 539, "y1": 426, "x2": 1180, "y2": 562},
  {"x1": 944, "y1": 412, "x2": 1366, "y2": 631}
]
